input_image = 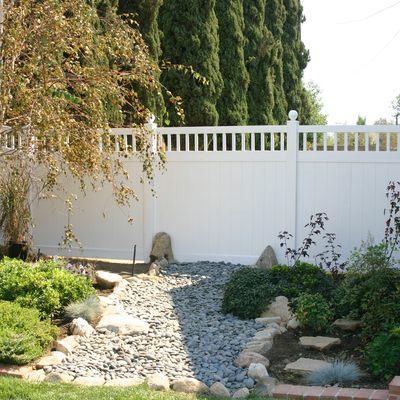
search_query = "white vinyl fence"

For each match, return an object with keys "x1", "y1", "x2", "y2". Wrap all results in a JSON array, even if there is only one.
[{"x1": 32, "y1": 111, "x2": 400, "y2": 264}]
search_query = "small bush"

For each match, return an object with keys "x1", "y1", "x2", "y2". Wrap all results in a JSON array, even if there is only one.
[
  {"x1": 337, "y1": 267, "x2": 400, "y2": 339},
  {"x1": 0, "y1": 301, "x2": 58, "y2": 365},
  {"x1": 308, "y1": 361, "x2": 361, "y2": 386},
  {"x1": 65, "y1": 296, "x2": 101, "y2": 323},
  {"x1": 295, "y1": 293, "x2": 334, "y2": 332},
  {"x1": 222, "y1": 267, "x2": 277, "y2": 319},
  {"x1": 366, "y1": 327, "x2": 400, "y2": 380},
  {"x1": 0, "y1": 258, "x2": 95, "y2": 318},
  {"x1": 222, "y1": 263, "x2": 336, "y2": 320}
]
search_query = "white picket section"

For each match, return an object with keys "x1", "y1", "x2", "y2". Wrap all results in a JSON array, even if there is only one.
[{"x1": 31, "y1": 112, "x2": 400, "y2": 264}]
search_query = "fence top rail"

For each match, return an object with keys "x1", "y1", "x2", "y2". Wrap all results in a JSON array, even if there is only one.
[
  {"x1": 299, "y1": 125, "x2": 400, "y2": 133},
  {"x1": 157, "y1": 125, "x2": 287, "y2": 134}
]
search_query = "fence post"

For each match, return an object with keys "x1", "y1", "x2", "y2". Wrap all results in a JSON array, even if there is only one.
[
  {"x1": 143, "y1": 115, "x2": 158, "y2": 262},
  {"x1": 287, "y1": 110, "x2": 299, "y2": 251}
]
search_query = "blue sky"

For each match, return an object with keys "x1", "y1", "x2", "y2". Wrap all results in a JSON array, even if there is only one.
[{"x1": 302, "y1": 0, "x2": 400, "y2": 124}]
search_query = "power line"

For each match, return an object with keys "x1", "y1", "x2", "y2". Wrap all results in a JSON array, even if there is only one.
[{"x1": 339, "y1": 0, "x2": 400, "y2": 24}]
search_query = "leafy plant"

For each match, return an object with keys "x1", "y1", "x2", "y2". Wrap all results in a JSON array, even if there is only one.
[
  {"x1": 307, "y1": 361, "x2": 361, "y2": 386},
  {"x1": 222, "y1": 267, "x2": 276, "y2": 319},
  {"x1": 315, "y1": 233, "x2": 347, "y2": 279},
  {"x1": 0, "y1": 258, "x2": 95, "y2": 318},
  {"x1": 295, "y1": 293, "x2": 334, "y2": 332},
  {"x1": 65, "y1": 296, "x2": 101, "y2": 323},
  {"x1": 366, "y1": 327, "x2": 400, "y2": 381},
  {"x1": 337, "y1": 267, "x2": 400, "y2": 339},
  {"x1": 0, "y1": 301, "x2": 58, "y2": 365},
  {"x1": 0, "y1": 160, "x2": 31, "y2": 244},
  {"x1": 384, "y1": 181, "x2": 400, "y2": 261},
  {"x1": 222, "y1": 263, "x2": 336, "y2": 320},
  {"x1": 347, "y1": 236, "x2": 393, "y2": 274}
]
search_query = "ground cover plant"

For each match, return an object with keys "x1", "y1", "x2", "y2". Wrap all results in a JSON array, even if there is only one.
[
  {"x1": 0, "y1": 258, "x2": 95, "y2": 318},
  {"x1": 0, "y1": 301, "x2": 58, "y2": 365}
]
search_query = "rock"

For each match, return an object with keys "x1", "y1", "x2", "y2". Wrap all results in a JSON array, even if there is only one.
[
  {"x1": 333, "y1": 319, "x2": 363, "y2": 331},
  {"x1": 150, "y1": 232, "x2": 175, "y2": 263},
  {"x1": 25, "y1": 369, "x2": 46, "y2": 383},
  {"x1": 255, "y1": 317, "x2": 282, "y2": 325},
  {"x1": 148, "y1": 262, "x2": 161, "y2": 277},
  {"x1": 244, "y1": 339, "x2": 273, "y2": 354},
  {"x1": 253, "y1": 378, "x2": 277, "y2": 396},
  {"x1": 284, "y1": 358, "x2": 331, "y2": 374},
  {"x1": 74, "y1": 376, "x2": 105, "y2": 386},
  {"x1": 255, "y1": 246, "x2": 278, "y2": 269},
  {"x1": 299, "y1": 336, "x2": 341, "y2": 351},
  {"x1": 235, "y1": 352, "x2": 270, "y2": 368},
  {"x1": 243, "y1": 378, "x2": 255, "y2": 389},
  {"x1": 210, "y1": 382, "x2": 230, "y2": 397},
  {"x1": 232, "y1": 388, "x2": 250, "y2": 398},
  {"x1": 261, "y1": 296, "x2": 293, "y2": 323},
  {"x1": 147, "y1": 373, "x2": 170, "y2": 391},
  {"x1": 287, "y1": 318, "x2": 300, "y2": 330},
  {"x1": 172, "y1": 378, "x2": 209, "y2": 394},
  {"x1": 104, "y1": 377, "x2": 144, "y2": 387},
  {"x1": 0, "y1": 364, "x2": 32, "y2": 378},
  {"x1": 70, "y1": 318, "x2": 95, "y2": 337},
  {"x1": 35, "y1": 351, "x2": 66, "y2": 369},
  {"x1": 248, "y1": 363, "x2": 269, "y2": 382},
  {"x1": 157, "y1": 257, "x2": 169, "y2": 268},
  {"x1": 53, "y1": 336, "x2": 79, "y2": 355},
  {"x1": 95, "y1": 270, "x2": 123, "y2": 289},
  {"x1": 44, "y1": 372, "x2": 74, "y2": 383},
  {"x1": 96, "y1": 314, "x2": 149, "y2": 335}
]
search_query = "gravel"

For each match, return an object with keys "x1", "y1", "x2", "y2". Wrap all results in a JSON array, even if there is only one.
[{"x1": 49, "y1": 261, "x2": 263, "y2": 389}]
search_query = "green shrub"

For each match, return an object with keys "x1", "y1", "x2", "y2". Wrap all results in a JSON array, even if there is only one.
[
  {"x1": 222, "y1": 262, "x2": 336, "y2": 319},
  {"x1": 347, "y1": 238, "x2": 393, "y2": 273},
  {"x1": 295, "y1": 293, "x2": 334, "y2": 332},
  {"x1": 0, "y1": 301, "x2": 58, "y2": 365},
  {"x1": 366, "y1": 327, "x2": 400, "y2": 380},
  {"x1": 337, "y1": 267, "x2": 400, "y2": 339},
  {"x1": 222, "y1": 267, "x2": 276, "y2": 319},
  {"x1": 0, "y1": 258, "x2": 95, "y2": 318},
  {"x1": 65, "y1": 296, "x2": 101, "y2": 323}
]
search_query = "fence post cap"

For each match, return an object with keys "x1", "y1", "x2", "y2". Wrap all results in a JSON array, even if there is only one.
[{"x1": 288, "y1": 110, "x2": 298, "y2": 121}]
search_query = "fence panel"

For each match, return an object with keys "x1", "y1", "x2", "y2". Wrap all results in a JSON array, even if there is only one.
[{"x1": 30, "y1": 115, "x2": 400, "y2": 264}]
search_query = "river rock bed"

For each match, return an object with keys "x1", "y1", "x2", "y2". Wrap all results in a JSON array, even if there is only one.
[{"x1": 48, "y1": 262, "x2": 264, "y2": 390}]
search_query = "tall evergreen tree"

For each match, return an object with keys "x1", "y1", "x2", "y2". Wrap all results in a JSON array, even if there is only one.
[
  {"x1": 243, "y1": 0, "x2": 275, "y2": 125},
  {"x1": 265, "y1": 0, "x2": 287, "y2": 123},
  {"x1": 159, "y1": 0, "x2": 223, "y2": 126},
  {"x1": 118, "y1": 0, "x2": 165, "y2": 123},
  {"x1": 215, "y1": 0, "x2": 249, "y2": 125},
  {"x1": 282, "y1": 0, "x2": 309, "y2": 121}
]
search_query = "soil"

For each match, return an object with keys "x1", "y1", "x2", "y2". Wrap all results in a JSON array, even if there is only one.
[{"x1": 266, "y1": 328, "x2": 386, "y2": 389}]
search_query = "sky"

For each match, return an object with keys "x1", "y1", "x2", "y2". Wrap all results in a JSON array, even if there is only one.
[{"x1": 301, "y1": 0, "x2": 400, "y2": 124}]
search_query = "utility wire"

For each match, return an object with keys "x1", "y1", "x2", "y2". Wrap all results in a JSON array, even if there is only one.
[{"x1": 339, "y1": 0, "x2": 400, "y2": 24}]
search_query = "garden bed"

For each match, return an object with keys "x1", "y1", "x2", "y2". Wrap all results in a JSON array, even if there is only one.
[{"x1": 267, "y1": 329, "x2": 387, "y2": 389}]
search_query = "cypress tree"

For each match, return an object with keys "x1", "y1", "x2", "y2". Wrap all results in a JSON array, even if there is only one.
[
  {"x1": 159, "y1": 0, "x2": 223, "y2": 126},
  {"x1": 117, "y1": 0, "x2": 165, "y2": 123},
  {"x1": 265, "y1": 0, "x2": 288, "y2": 124},
  {"x1": 243, "y1": 0, "x2": 275, "y2": 125},
  {"x1": 215, "y1": 0, "x2": 249, "y2": 125},
  {"x1": 282, "y1": 0, "x2": 309, "y2": 121}
]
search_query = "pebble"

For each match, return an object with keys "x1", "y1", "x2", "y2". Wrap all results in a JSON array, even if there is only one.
[{"x1": 48, "y1": 262, "x2": 263, "y2": 389}]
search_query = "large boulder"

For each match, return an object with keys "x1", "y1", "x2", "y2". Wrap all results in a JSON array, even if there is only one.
[
  {"x1": 210, "y1": 382, "x2": 230, "y2": 397},
  {"x1": 70, "y1": 318, "x2": 95, "y2": 337},
  {"x1": 95, "y1": 271, "x2": 123, "y2": 289},
  {"x1": 261, "y1": 296, "x2": 293, "y2": 323},
  {"x1": 147, "y1": 373, "x2": 170, "y2": 391},
  {"x1": 255, "y1": 246, "x2": 278, "y2": 269},
  {"x1": 104, "y1": 377, "x2": 144, "y2": 387},
  {"x1": 248, "y1": 363, "x2": 269, "y2": 382},
  {"x1": 332, "y1": 319, "x2": 363, "y2": 331},
  {"x1": 53, "y1": 336, "x2": 79, "y2": 355},
  {"x1": 232, "y1": 388, "x2": 250, "y2": 398},
  {"x1": 172, "y1": 378, "x2": 208, "y2": 394},
  {"x1": 235, "y1": 352, "x2": 270, "y2": 368},
  {"x1": 284, "y1": 358, "x2": 331, "y2": 374},
  {"x1": 150, "y1": 232, "x2": 175, "y2": 263},
  {"x1": 73, "y1": 376, "x2": 105, "y2": 386},
  {"x1": 96, "y1": 313, "x2": 149, "y2": 335}
]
